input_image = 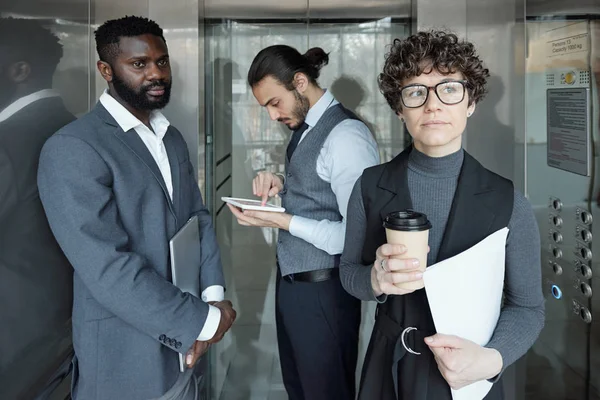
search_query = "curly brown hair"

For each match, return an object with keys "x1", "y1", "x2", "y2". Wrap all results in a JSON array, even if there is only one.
[{"x1": 378, "y1": 30, "x2": 490, "y2": 113}]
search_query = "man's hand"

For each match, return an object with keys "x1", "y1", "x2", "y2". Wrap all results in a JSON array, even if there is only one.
[
  {"x1": 206, "y1": 300, "x2": 237, "y2": 344},
  {"x1": 185, "y1": 340, "x2": 210, "y2": 369},
  {"x1": 425, "y1": 334, "x2": 503, "y2": 390},
  {"x1": 253, "y1": 171, "x2": 284, "y2": 205},
  {"x1": 227, "y1": 204, "x2": 292, "y2": 231}
]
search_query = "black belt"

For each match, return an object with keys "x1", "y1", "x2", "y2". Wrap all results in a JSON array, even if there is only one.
[{"x1": 282, "y1": 268, "x2": 339, "y2": 283}]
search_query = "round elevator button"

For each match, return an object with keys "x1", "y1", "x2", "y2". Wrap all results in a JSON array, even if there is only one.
[
  {"x1": 551, "y1": 285, "x2": 562, "y2": 299},
  {"x1": 580, "y1": 265, "x2": 593, "y2": 279},
  {"x1": 580, "y1": 308, "x2": 592, "y2": 323},
  {"x1": 552, "y1": 248, "x2": 562, "y2": 259},
  {"x1": 552, "y1": 216, "x2": 563, "y2": 227},
  {"x1": 552, "y1": 199, "x2": 563, "y2": 211},
  {"x1": 580, "y1": 247, "x2": 592, "y2": 260},
  {"x1": 580, "y1": 229, "x2": 592, "y2": 243},
  {"x1": 580, "y1": 283, "x2": 593, "y2": 298},
  {"x1": 552, "y1": 232, "x2": 563, "y2": 243},
  {"x1": 580, "y1": 211, "x2": 593, "y2": 225},
  {"x1": 552, "y1": 263, "x2": 562, "y2": 275}
]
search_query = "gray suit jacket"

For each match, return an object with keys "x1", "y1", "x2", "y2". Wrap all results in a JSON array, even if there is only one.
[{"x1": 37, "y1": 102, "x2": 225, "y2": 399}]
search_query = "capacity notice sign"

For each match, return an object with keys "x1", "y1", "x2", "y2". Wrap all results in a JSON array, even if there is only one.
[
  {"x1": 545, "y1": 20, "x2": 590, "y2": 70},
  {"x1": 547, "y1": 88, "x2": 591, "y2": 176}
]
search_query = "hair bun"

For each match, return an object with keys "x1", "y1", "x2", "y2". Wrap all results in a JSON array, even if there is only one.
[{"x1": 303, "y1": 47, "x2": 329, "y2": 71}]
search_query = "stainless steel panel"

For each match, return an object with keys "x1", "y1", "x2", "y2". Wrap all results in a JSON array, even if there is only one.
[
  {"x1": 205, "y1": 0, "x2": 307, "y2": 20},
  {"x1": 463, "y1": 0, "x2": 525, "y2": 185},
  {"x1": 414, "y1": 0, "x2": 466, "y2": 36},
  {"x1": 149, "y1": 0, "x2": 202, "y2": 176},
  {"x1": 92, "y1": 0, "x2": 147, "y2": 103},
  {"x1": 205, "y1": 0, "x2": 410, "y2": 20},
  {"x1": 308, "y1": 0, "x2": 409, "y2": 19},
  {"x1": 526, "y1": 0, "x2": 599, "y2": 17},
  {"x1": 524, "y1": 12, "x2": 599, "y2": 399}
]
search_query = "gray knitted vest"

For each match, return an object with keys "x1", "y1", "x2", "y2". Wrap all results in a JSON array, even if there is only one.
[{"x1": 277, "y1": 103, "x2": 359, "y2": 276}]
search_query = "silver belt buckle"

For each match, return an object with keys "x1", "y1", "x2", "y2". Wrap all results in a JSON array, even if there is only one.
[{"x1": 401, "y1": 326, "x2": 421, "y2": 355}]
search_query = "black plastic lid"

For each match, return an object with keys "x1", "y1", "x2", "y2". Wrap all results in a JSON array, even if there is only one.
[{"x1": 383, "y1": 210, "x2": 432, "y2": 232}]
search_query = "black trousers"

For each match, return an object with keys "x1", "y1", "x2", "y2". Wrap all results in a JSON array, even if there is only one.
[{"x1": 275, "y1": 269, "x2": 361, "y2": 400}]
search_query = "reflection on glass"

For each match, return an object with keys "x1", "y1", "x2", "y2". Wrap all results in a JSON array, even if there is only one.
[
  {"x1": 204, "y1": 18, "x2": 408, "y2": 399},
  {"x1": 208, "y1": 19, "x2": 406, "y2": 190},
  {"x1": 0, "y1": 17, "x2": 76, "y2": 399}
]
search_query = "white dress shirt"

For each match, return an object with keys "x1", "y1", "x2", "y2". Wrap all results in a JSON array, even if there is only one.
[
  {"x1": 0, "y1": 89, "x2": 60, "y2": 123},
  {"x1": 288, "y1": 90, "x2": 380, "y2": 255},
  {"x1": 99, "y1": 91, "x2": 223, "y2": 341}
]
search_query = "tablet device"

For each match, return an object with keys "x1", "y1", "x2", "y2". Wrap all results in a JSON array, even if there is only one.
[
  {"x1": 221, "y1": 197, "x2": 285, "y2": 213},
  {"x1": 169, "y1": 215, "x2": 201, "y2": 372}
]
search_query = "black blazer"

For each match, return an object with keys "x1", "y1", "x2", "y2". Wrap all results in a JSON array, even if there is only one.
[{"x1": 357, "y1": 145, "x2": 513, "y2": 400}]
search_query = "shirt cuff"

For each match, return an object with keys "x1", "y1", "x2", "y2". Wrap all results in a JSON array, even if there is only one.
[
  {"x1": 289, "y1": 215, "x2": 318, "y2": 241},
  {"x1": 201, "y1": 285, "x2": 224, "y2": 303},
  {"x1": 197, "y1": 304, "x2": 221, "y2": 341}
]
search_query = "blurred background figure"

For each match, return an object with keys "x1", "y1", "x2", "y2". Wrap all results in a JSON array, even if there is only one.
[{"x1": 0, "y1": 16, "x2": 75, "y2": 400}]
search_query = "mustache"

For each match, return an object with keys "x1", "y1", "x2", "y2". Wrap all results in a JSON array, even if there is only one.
[{"x1": 142, "y1": 80, "x2": 170, "y2": 92}]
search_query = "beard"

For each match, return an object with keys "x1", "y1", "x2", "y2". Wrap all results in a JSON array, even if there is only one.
[
  {"x1": 111, "y1": 71, "x2": 172, "y2": 111},
  {"x1": 280, "y1": 89, "x2": 310, "y2": 130}
]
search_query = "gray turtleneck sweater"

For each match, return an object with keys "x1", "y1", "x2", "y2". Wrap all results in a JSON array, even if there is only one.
[{"x1": 340, "y1": 147, "x2": 545, "y2": 373}]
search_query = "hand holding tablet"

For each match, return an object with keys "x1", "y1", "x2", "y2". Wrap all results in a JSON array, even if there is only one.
[{"x1": 221, "y1": 197, "x2": 286, "y2": 213}]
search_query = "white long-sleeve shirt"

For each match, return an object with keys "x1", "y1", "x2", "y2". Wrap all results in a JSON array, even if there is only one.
[{"x1": 100, "y1": 91, "x2": 223, "y2": 342}]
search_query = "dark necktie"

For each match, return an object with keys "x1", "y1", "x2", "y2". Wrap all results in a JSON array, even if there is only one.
[{"x1": 286, "y1": 122, "x2": 309, "y2": 160}]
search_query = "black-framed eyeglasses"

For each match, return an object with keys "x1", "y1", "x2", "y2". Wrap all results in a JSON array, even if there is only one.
[{"x1": 400, "y1": 80, "x2": 469, "y2": 108}]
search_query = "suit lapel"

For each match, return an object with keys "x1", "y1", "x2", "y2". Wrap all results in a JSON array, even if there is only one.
[
  {"x1": 436, "y1": 152, "x2": 497, "y2": 262},
  {"x1": 163, "y1": 128, "x2": 181, "y2": 216},
  {"x1": 94, "y1": 103, "x2": 177, "y2": 217}
]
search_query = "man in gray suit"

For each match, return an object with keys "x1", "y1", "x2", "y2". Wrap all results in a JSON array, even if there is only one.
[{"x1": 37, "y1": 16, "x2": 236, "y2": 400}]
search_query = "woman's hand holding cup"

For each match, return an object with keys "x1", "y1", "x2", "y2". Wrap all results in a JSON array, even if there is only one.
[{"x1": 371, "y1": 243, "x2": 424, "y2": 297}]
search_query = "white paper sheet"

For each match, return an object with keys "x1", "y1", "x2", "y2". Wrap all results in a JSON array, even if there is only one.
[{"x1": 423, "y1": 227, "x2": 509, "y2": 400}]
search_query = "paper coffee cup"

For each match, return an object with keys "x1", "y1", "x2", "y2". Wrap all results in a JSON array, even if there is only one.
[{"x1": 383, "y1": 210, "x2": 432, "y2": 291}]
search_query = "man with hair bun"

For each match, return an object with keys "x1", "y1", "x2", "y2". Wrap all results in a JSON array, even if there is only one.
[{"x1": 227, "y1": 44, "x2": 380, "y2": 399}]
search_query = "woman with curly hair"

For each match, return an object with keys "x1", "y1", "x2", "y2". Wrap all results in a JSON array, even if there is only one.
[{"x1": 340, "y1": 31, "x2": 544, "y2": 399}]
